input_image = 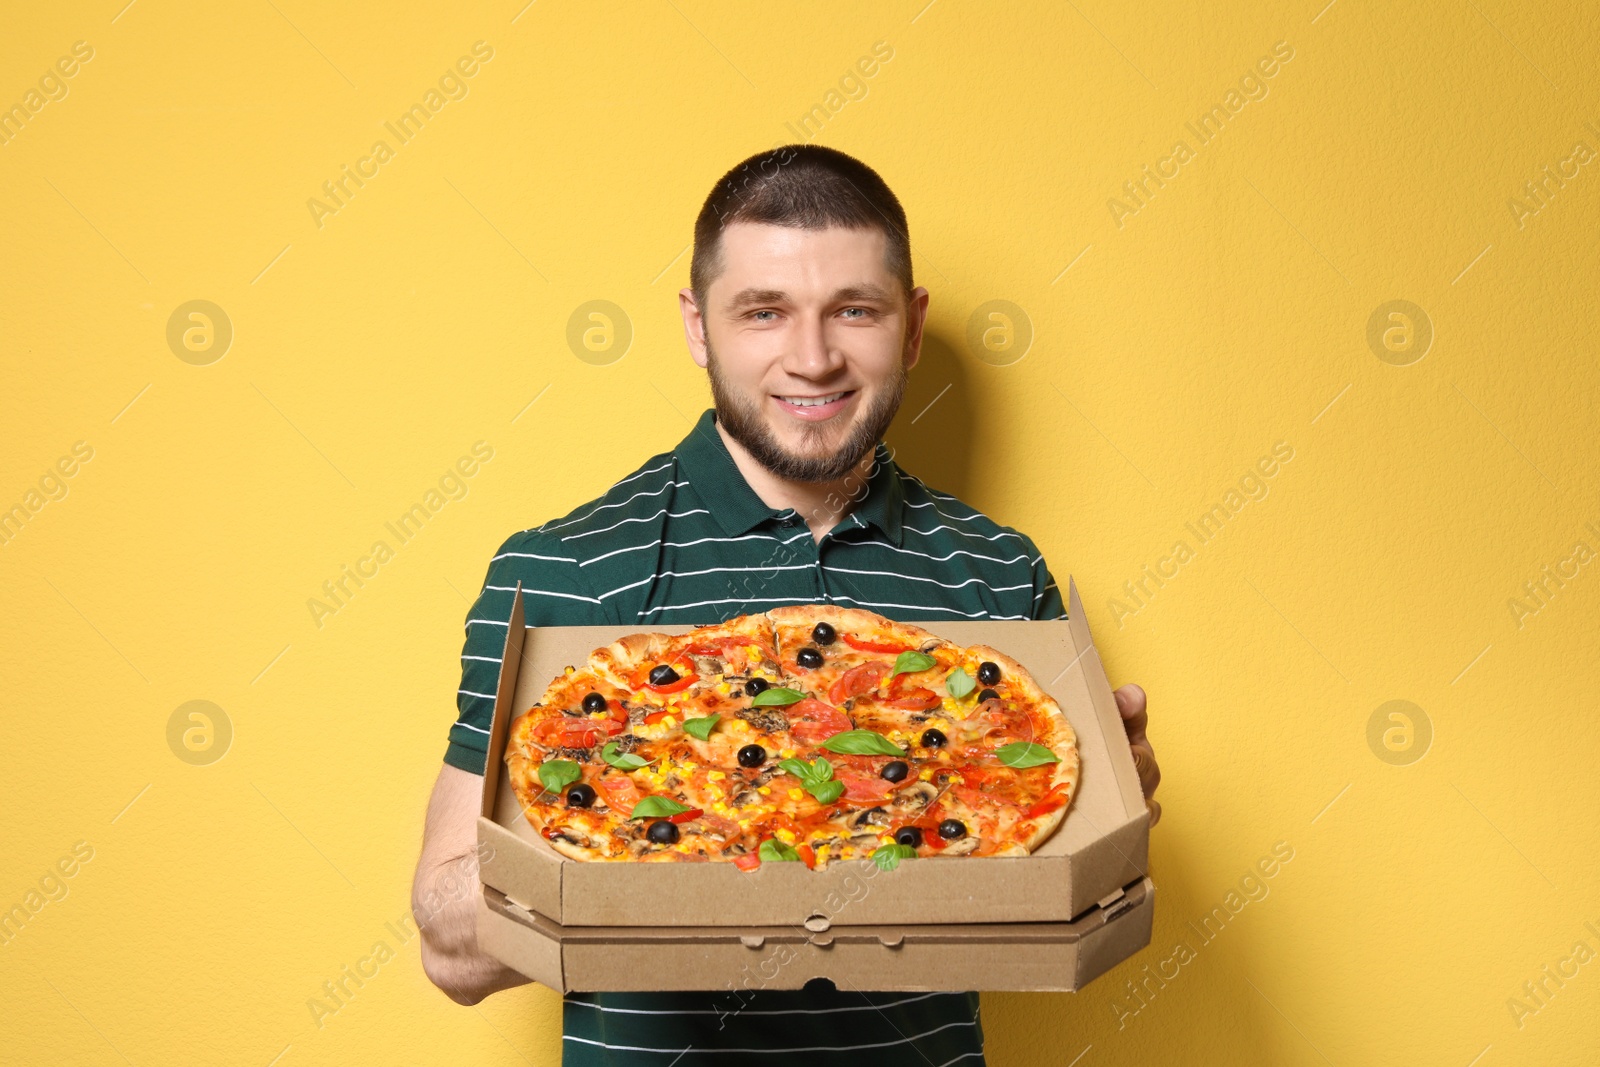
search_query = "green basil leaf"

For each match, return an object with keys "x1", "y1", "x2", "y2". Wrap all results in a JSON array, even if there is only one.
[
  {"x1": 872, "y1": 843, "x2": 919, "y2": 871},
  {"x1": 751, "y1": 686, "x2": 806, "y2": 707},
  {"x1": 996, "y1": 741, "x2": 1060, "y2": 768},
  {"x1": 601, "y1": 741, "x2": 649, "y2": 770},
  {"x1": 629, "y1": 796, "x2": 693, "y2": 820},
  {"x1": 945, "y1": 667, "x2": 976, "y2": 699},
  {"x1": 806, "y1": 779, "x2": 845, "y2": 805},
  {"x1": 777, "y1": 757, "x2": 814, "y2": 782},
  {"x1": 537, "y1": 759, "x2": 581, "y2": 794},
  {"x1": 820, "y1": 729, "x2": 907, "y2": 757},
  {"x1": 892, "y1": 650, "x2": 937, "y2": 677},
  {"x1": 758, "y1": 838, "x2": 801, "y2": 863},
  {"x1": 682, "y1": 714, "x2": 720, "y2": 741}
]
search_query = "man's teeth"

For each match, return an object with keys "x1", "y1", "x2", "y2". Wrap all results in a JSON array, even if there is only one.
[{"x1": 780, "y1": 392, "x2": 848, "y2": 407}]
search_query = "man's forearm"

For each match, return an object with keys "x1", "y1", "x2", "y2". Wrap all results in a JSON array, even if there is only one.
[{"x1": 413, "y1": 845, "x2": 528, "y2": 1004}]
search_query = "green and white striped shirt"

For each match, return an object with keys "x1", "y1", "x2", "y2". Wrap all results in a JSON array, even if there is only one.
[{"x1": 449, "y1": 408, "x2": 1067, "y2": 1066}]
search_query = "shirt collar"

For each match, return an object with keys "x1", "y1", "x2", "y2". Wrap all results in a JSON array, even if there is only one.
[{"x1": 674, "y1": 409, "x2": 905, "y2": 546}]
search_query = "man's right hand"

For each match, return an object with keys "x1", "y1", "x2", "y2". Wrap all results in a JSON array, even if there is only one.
[{"x1": 412, "y1": 763, "x2": 529, "y2": 1004}]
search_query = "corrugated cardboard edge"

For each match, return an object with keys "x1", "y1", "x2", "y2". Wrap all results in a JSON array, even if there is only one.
[
  {"x1": 478, "y1": 878, "x2": 1155, "y2": 993},
  {"x1": 1062, "y1": 577, "x2": 1151, "y2": 909},
  {"x1": 477, "y1": 583, "x2": 565, "y2": 917},
  {"x1": 1066, "y1": 577, "x2": 1148, "y2": 819}
]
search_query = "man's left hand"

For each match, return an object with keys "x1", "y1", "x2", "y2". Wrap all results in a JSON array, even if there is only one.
[{"x1": 1114, "y1": 684, "x2": 1161, "y2": 827}]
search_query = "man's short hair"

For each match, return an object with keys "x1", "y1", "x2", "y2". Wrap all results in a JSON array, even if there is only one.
[{"x1": 690, "y1": 144, "x2": 913, "y2": 313}]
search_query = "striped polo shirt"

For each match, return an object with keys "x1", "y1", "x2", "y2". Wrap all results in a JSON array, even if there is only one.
[{"x1": 448, "y1": 407, "x2": 1067, "y2": 1066}]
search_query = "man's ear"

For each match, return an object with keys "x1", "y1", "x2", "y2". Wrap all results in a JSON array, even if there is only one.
[
  {"x1": 680, "y1": 288, "x2": 710, "y2": 369},
  {"x1": 902, "y1": 286, "x2": 931, "y2": 372}
]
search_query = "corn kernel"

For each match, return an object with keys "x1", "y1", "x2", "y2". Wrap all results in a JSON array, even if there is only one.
[
  {"x1": 780, "y1": 748, "x2": 796, "y2": 758},
  {"x1": 788, "y1": 788, "x2": 803, "y2": 800},
  {"x1": 708, "y1": 770, "x2": 725, "y2": 781},
  {"x1": 776, "y1": 828, "x2": 797, "y2": 844},
  {"x1": 758, "y1": 786, "x2": 771, "y2": 795}
]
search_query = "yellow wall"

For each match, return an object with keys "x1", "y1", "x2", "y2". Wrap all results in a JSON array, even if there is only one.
[{"x1": 3, "y1": 2, "x2": 1596, "y2": 1064}]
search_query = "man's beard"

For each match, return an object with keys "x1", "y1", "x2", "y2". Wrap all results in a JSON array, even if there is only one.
[{"x1": 706, "y1": 339, "x2": 907, "y2": 484}]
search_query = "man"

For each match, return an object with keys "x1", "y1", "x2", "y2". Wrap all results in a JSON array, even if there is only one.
[{"x1": 412, "y1": 144, "x2": 1161, "y2": 1064}]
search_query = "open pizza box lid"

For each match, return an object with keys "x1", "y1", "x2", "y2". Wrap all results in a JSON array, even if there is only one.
[
  {"x1": 477, "y1": 876, "x2": 1154, "y2": 993},
  {"x1": 475, "y1": 578, "x2": 1150, "y2": 929}
]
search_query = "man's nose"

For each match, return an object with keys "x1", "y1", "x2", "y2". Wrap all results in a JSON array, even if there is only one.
[{"x1": 781, "y1": 315, "x2": 846, "y2": 379}]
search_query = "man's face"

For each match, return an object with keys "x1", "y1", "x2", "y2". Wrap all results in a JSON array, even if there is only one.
[{"x1": 682, "y1": 222, "x2": 929, "y2": 482}]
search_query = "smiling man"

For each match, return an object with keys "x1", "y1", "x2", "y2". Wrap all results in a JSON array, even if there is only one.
[{"x1": 412, "y1": 144, "x2": 1161, "y2": 1065}]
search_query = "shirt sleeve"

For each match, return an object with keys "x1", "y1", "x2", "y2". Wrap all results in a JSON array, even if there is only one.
[
  {"x1": 444, "y1": 529, "x2": 602, "y2": 775},
  {"x1": 1022, "y1": 535, "x2": 1069, "y2": 621}
]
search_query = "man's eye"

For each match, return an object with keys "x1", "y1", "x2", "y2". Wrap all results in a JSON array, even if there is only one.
[
  {"x1": 751, "y1": 310, "x2": 778, "y2": 322},
  {"x1": 841, "y1": 307, "x2": 871, "y2": 319}
]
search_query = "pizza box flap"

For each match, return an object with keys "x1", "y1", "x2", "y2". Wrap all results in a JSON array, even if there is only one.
[
  {"x1": 477, "y1": 577, "x2": 1149, "y2": 929},
  {"x1": 476, "y1": 877, "x2": 1155, "y2": 993}
]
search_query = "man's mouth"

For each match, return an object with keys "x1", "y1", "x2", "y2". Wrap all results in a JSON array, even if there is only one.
[
  {"x1": 777, "y1": 391, "x2": 850, "y2": 407},
  {"x1": 773, "y1": 390, "x2": 855, "y2": 421}
]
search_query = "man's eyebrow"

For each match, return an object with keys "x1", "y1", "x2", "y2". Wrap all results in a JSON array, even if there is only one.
[{"x1": 722, "y1": 284, "x2": 897, "y2": 312}]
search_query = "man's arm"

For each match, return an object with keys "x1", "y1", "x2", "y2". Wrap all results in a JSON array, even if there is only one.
[{"x1": 412, "y1": 762, "x2": 529, "y2": 1005}]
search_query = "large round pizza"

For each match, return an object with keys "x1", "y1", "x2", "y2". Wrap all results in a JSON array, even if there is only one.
[{"x1": 504, "y1": 606, "x2": 1079, "y2": 871}]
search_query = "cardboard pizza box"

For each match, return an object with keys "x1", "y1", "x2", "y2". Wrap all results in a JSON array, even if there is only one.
[
  {"x1": 475, "y1": 578, "x2": 1151, "y2": 931},
  {"x1": 477, "y1": 875, "x2": 1154, "y2": 993}
]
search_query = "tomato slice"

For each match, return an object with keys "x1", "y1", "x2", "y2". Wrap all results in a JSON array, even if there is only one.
[
  {"x1": 668, "y1": 808, "x2": 703, "y2": 824},
  {"x1": 837, "y1": 771, "x2": 897, "y2": 804},
  {"x1": 643, "y1": 709, "x2": 672, "y2": 725},
  {"x1": 1023, "y1": 784, "x2": 1071, "y2": 820},
  {"x1": 885, "y1": 688, "x2": 941, "y2": 710},
  {"x1": 733, "y1": 852, "x2": 762, "y2": 872},
  {"x1": 598, "y1": 774, "x2": 641, "y2": 815},
  {"x1": 828, "y1": 661, "x2": 890, "y2": 704},
  {"x1": 789, "y1": 698, "x2": 852, "y2": 745},
  {"x1": 841, "y1": 633, "x2": 912, "y2": 654},
  {"x1": 532, "y1": 718, "x2": 602, "y2": 748},
  {"x1": 646, "y1": 672, "x2": 698, "y2": 694}
]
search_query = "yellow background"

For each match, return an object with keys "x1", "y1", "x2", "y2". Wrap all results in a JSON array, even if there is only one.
[{"x1": 3, "y1": 1, "x2": 1596, "y2": 1064}]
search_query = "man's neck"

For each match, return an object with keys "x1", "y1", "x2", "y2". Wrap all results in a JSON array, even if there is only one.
[{"x1": 715, "y1": 420, "x2": 876, "y2": 542}]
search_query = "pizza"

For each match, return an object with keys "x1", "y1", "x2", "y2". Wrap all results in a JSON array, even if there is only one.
[{"x1": 504, "y1": 606, "x2": 1079, "y2": 871}]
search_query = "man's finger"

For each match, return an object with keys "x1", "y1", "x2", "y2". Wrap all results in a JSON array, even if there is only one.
[
  {"x1": 1114, "y1": 683, "x2": 1148, "y2": 737},
  {"x1": 1131, "y1": 743, "x2": 1160, "y2": 797}
]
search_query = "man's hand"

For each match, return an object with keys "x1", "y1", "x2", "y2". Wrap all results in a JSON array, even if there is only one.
[
  {"x1": 413, "y1": 763, "x2": 529, "y2": 1004},
  {"x1": 1114, "y1": 684, "x2": 1161, "y2": 826}
]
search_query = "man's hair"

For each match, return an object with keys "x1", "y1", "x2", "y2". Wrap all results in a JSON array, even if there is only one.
[{"x1": 690, "y1": 144, "x2": 913, "y2": 314}]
